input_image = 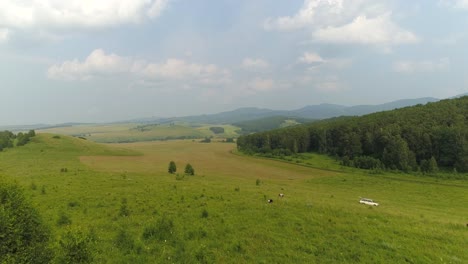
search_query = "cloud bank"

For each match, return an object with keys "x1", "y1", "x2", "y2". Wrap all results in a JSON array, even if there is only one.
[
  {"x1": 47, "y1": 49, "x2": 230, "y2": 86},
  {"x1": 0, "y1": 0, "x2": 169, "y2": 41},
  {"x1": 264, "y1": 0, "x2": 418, "y2": 46}
]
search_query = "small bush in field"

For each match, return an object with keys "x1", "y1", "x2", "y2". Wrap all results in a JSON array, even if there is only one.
[
  {"x1": 57, "y1": 228, "x2": 94, "y2": 263},
  {"x1": 142, "y1": 217, "x2": 174, "y2": 241}
]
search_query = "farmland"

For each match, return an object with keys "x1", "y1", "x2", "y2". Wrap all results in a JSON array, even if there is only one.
[
  {"x1": 1, "y1": 133, "x2": 467, "y2": 263},
  {"x1": 37, "y1": 123, "x2": 240, "y2": 143}
]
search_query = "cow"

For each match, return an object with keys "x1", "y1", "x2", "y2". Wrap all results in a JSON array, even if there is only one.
[
  {"x1": 278, "y1": 193, "x2": 284, "y2": 198},
  {"x1": 267, "y1": 199, "x2": 273, "y2": 203}
]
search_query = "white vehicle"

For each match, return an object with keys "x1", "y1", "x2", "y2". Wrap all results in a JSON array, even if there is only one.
[{"x1": 359, "y1": 198, "x2": 379, "y2": 206}]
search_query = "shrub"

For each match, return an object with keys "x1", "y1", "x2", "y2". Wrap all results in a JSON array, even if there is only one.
[
  {"x1": 57, "y1": 228, "x2": 94, "y2": 263},
  {"x1": 57, "y1": 212, "x2": 72, "y2": 226},
  {"x1": 201, "y1": 209, "x2": 209, "y2": 218},
  {"x1": 119, "y1": 198, "x2": 129, "y2": 217},
  {"x1": 168, "y1": 161, "x2": 177, "y2": 174},
  {"x1": 115, "y1": 229, "x2": 136, "y2": 254},
  {"x1": 184, "y1": 163, "x2": 195, "y2": 175},
  {"x1": 0, "y1": 183, "x2": 53, "y2": 263},
  {"x1": 142, "y1": 217, "x2": 174, "y2": 241}
]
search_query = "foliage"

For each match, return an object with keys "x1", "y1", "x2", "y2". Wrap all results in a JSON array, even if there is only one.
[
  {"x1": 209, "y1": 127, "x2": 225, "y2": 134},
  {"x1": 168, "y1": 161, "x2": 177, "y2": 174},
  {"x1": 0, "y1": 183, "x2": 53, "y2": 263},
  {"x1": 200, "y1": 137, "x2": 211, "y2": 143},
  {"x1": 238, "y1": 97, "x2": 468, "y2": 172},
  {"x1": 57, "y1": 228, "x2": 95, "y2": 263},
  {"x1": 233, "y1": 116, "x2": 312, "y2": 134},
  {"x1": 184, "y1": 163, "x2": 195, "y2": 175},
  {"x1": 1, "y1": 130, "x2": 36, "y2": 151},
  {"x1": 119, "y1": 198, "x2": 130, "y2": 217},
  {"x1": 142, "y1": 217, "x2": 175, "y2": 241},
  {"x1": 0, "y1": 134, "x2": 467, "y2": 262}
]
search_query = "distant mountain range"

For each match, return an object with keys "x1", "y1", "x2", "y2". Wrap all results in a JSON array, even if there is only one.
[
  {"x1": 3, "y1": 95, "x2": 466, "y2": 131},
  {"x1": 139, "y1": 97, "x2": 440, "y2": 125}
]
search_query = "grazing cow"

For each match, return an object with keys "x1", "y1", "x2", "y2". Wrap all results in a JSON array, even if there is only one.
[
  {"x1": 278, "y1": 193, "x2": 284, "y2": 198},
  {"x1": 267, "y1": 199, "x2": 273, "y2": 203}
]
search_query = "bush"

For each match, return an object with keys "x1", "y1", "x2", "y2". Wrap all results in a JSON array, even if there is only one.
[
  {"x1": 184, "y1": 163, "x2": 195, "y2": 175},
  {"x1": 201, "y1": 209, "x2": 209, "y2": 218},
  {"x1": 168, "y1": 161, "x2": 177, "y2": 174},
  {"x1": 119, "y1": 198, "x2": 130, "y2": 217},
  {"x1": 115, "y1": 229, "x2": 137, "y2": 254},
  {"x1": 142, "y1": 217, "x2": 175, "y2": 241},
  {"x1": 353, "y1": 156, "x2": 383, "y2": 170},
  {"x1": 57, "y1": 212, "x2": 72, "y2": 226},
  {"x1": 0, "y1": 183, "x2": 53, "y2": 263},
  {"x1": 200, "y1": 137, "x2": 211, "y2": 143},
  {"x1": 209, "y1": 127, "x2": 225, "y2": 134},
  {"x1": 57, "y1": 228, "x2": 94, "y2": 263}
]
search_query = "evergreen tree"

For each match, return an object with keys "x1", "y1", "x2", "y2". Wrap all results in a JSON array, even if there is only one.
[
  {"x1": 168, "y1": 161, "x2": 177, "y2": 174},
  {"x1": 184, "y1": 163, "x2": 195, "y2": 175}
]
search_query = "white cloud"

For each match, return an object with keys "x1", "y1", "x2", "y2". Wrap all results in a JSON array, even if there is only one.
[
  {"x1": 393, "y1": 58, "x2": 450, "y2": 74},
  {"x1": 247, "y1": 78, "x2": 274, "y2": 92},
  {"x1": 314, "y1": 14, "x2": 419, "y2": 45},
  {"x1": 47, "y1": 49, "x2": 230, "y2": 85},
  {"x1": 47, "y1": 49, "x2": 133, "y2": 80},
  {"x1": 241, "y1": 58, "x2": 270, "y2": 71},
  {"x1": 264, "y1": 0, "x2": 418, "y2": 46},
  {"x1": 442, "y1": 0, "x2": 468, "y2": 9},
  {"x1": 264, "y1": 0, "x2": 345, "y2": 31},
  {"x1": 0, "y1": 0, "x2": 169, "y2": 41},
  {"x1": 0, "y1": 28, "x2": 9, "y2": 42},
  {"x1": 298, "y1": 52, "x2": 325, "y2": 64},
  {"x1": 143, "y1": 59, "x2": 231, "y2": 85}
]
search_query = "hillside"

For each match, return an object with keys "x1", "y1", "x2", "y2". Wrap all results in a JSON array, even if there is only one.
[
  {"x1": 124, "y1": 97, "x2": 439, "y2": 125},
  {"x1": 237, "y1": 96, "x2": 468, "y2": 173},
  {"x1": 1, "y1": 133, "x2": 467, "y2": 262},
  {"x1": 233, "y1": 116, "x2": 314, "y2": 134}
]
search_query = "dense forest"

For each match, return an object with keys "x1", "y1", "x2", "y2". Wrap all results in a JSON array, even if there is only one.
[
  {"x1": 233, "y1": 116, "x2": 313, "y2": 134},
  {"x1": 237, "y1": 97, "x2": 468, "y2": 173},
  {"x1": 0, "y1": 130, "x2": 36, "y2": 151}
]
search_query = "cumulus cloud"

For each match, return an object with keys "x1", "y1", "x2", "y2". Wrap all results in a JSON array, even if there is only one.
[
  {"x1": 241, "y1": 58, "x2": 270, "y2": 71},
  {"x1": 393, "y1": 58, "x2": 450, "y2": 74},
  {"x1": 143, "y1": 59, "x2": 231, "y2": 85},
  {"x1": 264, "y1": 0, "x2": 418, "y2": 46},
  {"x1": 0, "y1": 0, "x2": 169, "y2": 41},
  {"x1": 47, "y1": 49, "x2": 133, "y2": 80},
  {"x1": 47, "y1": 49, "x2": 230, "y2": 85},
  {"x1": 442, "y1": 0, "x2": 468, "y2": 9},
  {"x1": 314, "y1": 14, "x2": 419, "y2": 45},
  {"x1": 298, "y1": 52, "x2": 325, "y2": 64}
]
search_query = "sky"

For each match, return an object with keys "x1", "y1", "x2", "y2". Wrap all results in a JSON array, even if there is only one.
[{"x1": 1, "y1": 0, "x2": 468, "y2": 125}]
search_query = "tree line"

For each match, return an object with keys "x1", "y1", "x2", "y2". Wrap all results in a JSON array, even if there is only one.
[
  {"x1": 0, "y1": 130, "x2": 36, "y2": 151},
  {"x1": 237, "y1": 97, "x2": 468, "y2": 173}
]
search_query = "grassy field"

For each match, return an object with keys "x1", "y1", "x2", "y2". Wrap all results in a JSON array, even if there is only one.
[
  {"x1": 1, "y1": 134, "x2": 467, "y2": 263},
  {"x1": 38, "y1": 123, "x2": 240, "y2": 143}
]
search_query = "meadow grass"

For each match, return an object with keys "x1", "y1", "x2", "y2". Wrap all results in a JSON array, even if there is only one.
[
  {"x1": 38, "y1": 123, "x2": 241, "y2": 143},
  {"x1": 0, "y1": 134, "x2": 467, "y2": 263}
]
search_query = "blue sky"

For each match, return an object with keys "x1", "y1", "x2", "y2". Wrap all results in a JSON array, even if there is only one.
[{"x1": 0, "y1": 0, "x2": 467, "y2": 125}]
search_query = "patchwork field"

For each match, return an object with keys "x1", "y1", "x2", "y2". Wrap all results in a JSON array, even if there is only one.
[
  {"x1": 38, "y1": 123, "x2": 240, "y2": 143},
  {"x1": 1, "y1": 134, "x2": 467, "y2": 263}
]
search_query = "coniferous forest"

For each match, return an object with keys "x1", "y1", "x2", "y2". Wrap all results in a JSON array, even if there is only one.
[{"x1": 237, "y1": 96, "x2": 468, "y2": 173}]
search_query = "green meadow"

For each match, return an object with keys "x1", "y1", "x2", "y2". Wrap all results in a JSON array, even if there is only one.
[
  {"x1": 38, "y1": 123, "x2": 240, "y2": 143},
  {"x1": 1, "y1": 134, "x2": 467, "y2": 263}
]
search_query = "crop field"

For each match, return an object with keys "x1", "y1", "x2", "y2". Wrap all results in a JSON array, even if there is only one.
[
  {"x1": 38, "y1": 123, "x2": 240, "y2": 143},
  {"x1": 1, "y1": 134, "x2": 467, "y2": 263}
]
